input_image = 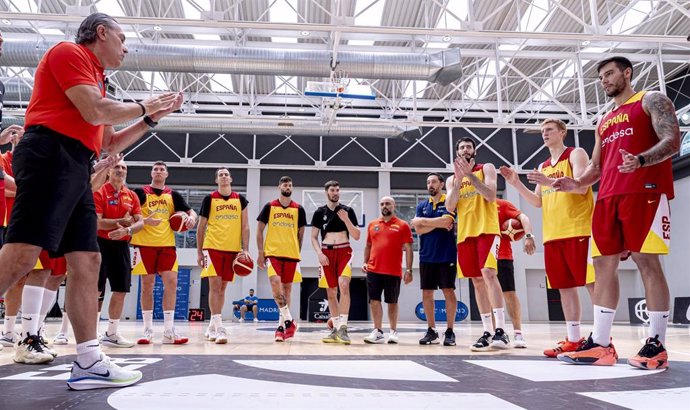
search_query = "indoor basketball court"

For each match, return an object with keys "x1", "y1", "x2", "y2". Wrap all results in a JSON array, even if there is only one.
[{"x1": 0, "y1": 1, "x2": 689, "y2": 409}]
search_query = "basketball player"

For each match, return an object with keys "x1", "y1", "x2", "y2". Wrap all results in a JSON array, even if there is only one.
[
  {"x1": 132, "y1": 161, "x2": 197, "y2": 345},
  {"x1": 362, "y1": 196, "x2": 413, "y2": 344},
  {"x1": 494, "y1": 198, "x2": 536, "y2": 347},
  {"x1": 554, "y1": 56, "x2": 680, "y2": 369},
  {"x1": 94, "y1": 159, "x2": 144, "y2": 348},
  {"x1": 310, "y1": 180, "x2": 361, "y2": 344},
  {"x1": 410, "y1": 172, "x2": 457, "y2": 346},
  {"x1": 446, "y1": 137, "x2": 509, "y2": 351},
  {"x1": 196, "y1": 167, "x2": 249, "y2": 344},
  {"x1": 257, "y1": 176, "x2": 306, "y2": 342},
  {"x1": 0, "y1": 13, "x2": 181, "y2": 388},
  {"x1": 500, "y1": 118, "x2": 595, "y2": 357}
]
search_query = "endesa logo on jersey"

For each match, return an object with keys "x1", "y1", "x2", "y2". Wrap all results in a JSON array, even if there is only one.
[{"x1": 601, "y1": 127, "x2": 633, "y2": 147}]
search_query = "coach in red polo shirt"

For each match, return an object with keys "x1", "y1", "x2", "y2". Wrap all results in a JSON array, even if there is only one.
[
  {"x1": 0, "y1": 13, "x2": 182, "y2": 390},
  {"x1": 94, "y1": 159, "x2": 143, "y2": 348},
  {"x1": 362, "y1": 196, "x2": 413, "y2": 345}
]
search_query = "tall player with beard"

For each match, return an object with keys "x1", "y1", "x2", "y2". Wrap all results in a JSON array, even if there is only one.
[
  {"x1": 446, "y1": 137, "x2": 509, "y2": 351},
  {"x1": 555, "y1": 56, "x2": 680, "y2": 369},
  {"x1": 257, "y1": 176, "x2": 306, "y2": 342}
]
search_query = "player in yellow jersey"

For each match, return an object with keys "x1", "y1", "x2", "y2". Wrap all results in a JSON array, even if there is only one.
[
  {"x1": 132, "y1": 161, "x2": 197, "y2": 345},
  {"x1": 446, "y1": 137, "x2": 509, "y2": 351},
  {"x1": 257, "y1": 176, "x2": 306, "y2": 342},
  {"x1": 500, "y1": 118, "x2": 595, "y2": 357},
  {"x1": 197, "y1": 167, "x2": 249, "y2": 344}
]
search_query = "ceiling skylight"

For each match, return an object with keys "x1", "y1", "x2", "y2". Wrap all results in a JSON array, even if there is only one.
[
  {"x1": 404, "y1": 80, "x2": 428, "y2": 98},
  {"x1": 194, "y1": 34, "x2": 221, "y2": 41},
  {"x1": 519, "y1": 0, "x2": 550, "y2": 32},
  {"x1": 210, "y1": 74, "x2": 234, "y2": 93},
  {"x1": 11, "y1": 0, "x2": 38, "y2": 13},
  {"x1": 466, "y1": 59, "x2": 506, "y2": 100},
  {"x1": 608, "y1": 1, "x2": 657, "y2": 34},
  {"x1": 275, "y1": 76, "x2": 298, "y2": 95},
  {"x1": 37, "y1": 28, "x2": 63, "y2": 36},
  {"x1": 95, "y1": 0, "x2": 126, "y2": 17},
  {"x1": 182, "y1": 0, "x2": 210, "y2": 20},
  {"x1": 140, "y1": 71, "x2": 168, "y2": 91},
  {"x1": 269, "y1": 0, "x2": 298, "y2": 24},
  {"x1": 435, "y1": 0, "x2": 468, "y2": 30},
  {"x1": 354, "y1": 0, "x2": 384, "y2": 26}
]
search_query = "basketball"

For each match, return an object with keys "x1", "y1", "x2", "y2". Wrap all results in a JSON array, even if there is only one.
[
  {"x1": 233, "y1": 253, "x2": 254, "y2": 277},
  {"x1": 169, "y1": 211, "x2": 190, "y2": 232},
  {"x1": 501, "y1": 218, "x2": 525, "y2": 241}
]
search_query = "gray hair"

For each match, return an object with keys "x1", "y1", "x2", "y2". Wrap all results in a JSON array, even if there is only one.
[{"x1": 75, "y1": 13, "x2": 119, "y2": 45}]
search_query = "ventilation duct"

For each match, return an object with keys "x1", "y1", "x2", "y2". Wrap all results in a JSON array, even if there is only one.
[
  {"x1": 1, "y1": 40, "x2": 462, "y2": 85},
  {"x1": 1, "y1": 113, "x2": 419, "y2": 139}
]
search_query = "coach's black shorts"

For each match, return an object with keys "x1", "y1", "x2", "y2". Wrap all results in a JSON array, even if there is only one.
[
  {"x1": 7, "y1": 127, "x2": 98, "y2": 257},
  {"x1": 497, "y1": 259, "x2": 516, "y2": 292},
  {"x1": 367, "y1": 272, "x2": 401, "y2": 304},
  {"x1": 419, "y1": 262, "x2": 456, "y2": 290},
  {"x1": 98, "y1": 237, "x2": 132, "y2": 293}
]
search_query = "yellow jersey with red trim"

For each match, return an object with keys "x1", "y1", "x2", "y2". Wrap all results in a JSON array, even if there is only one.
[
  {"x1": 257, "y1": 199, "x2": 307, "y2": 260},
  {"x1": 455, "y1": 164, "x2": 500, "y2": 243},
  {"x1": 199, "y1": 191, "x2": 247, "y2": 252},
  {"x1": 131, "y1": 186, "x2": 176, "y2": 247},
  {"x1": 540, "y1": 147, "x2": 594, "y2": 243}
]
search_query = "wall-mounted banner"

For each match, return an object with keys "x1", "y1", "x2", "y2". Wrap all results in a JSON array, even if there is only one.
[{"x1": 415, "y1": 300, "x2": 468, "y2": 322}]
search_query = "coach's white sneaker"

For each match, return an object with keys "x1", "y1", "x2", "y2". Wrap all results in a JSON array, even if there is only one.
[
  {"x1": 162, "y1": 328, "x2": 188, "y2": 345},
  {"x1": 513, "y1": 333, "x2": 527, "y2": 348},
  {"x1": 387, "y1": 330, "x2": 400, "y2": 344},
  {"x1": 53, "y1": 332, "x2": 69, "y2": 345},
  {"x1": 136, "y1": 328, "x2": 154, "y2": 345},
  {"x1": 101, "y1": 332, "x2": 135, "y2": 348},
  {"x1": 363, "y1": 329, "x2": 385, "y2": 344},
  {"x1": 205, "y1": 326, "x2": 217, "y2": 342},
  {"x1": 67, "y1": 353, "x2": 143, "y2": 390},
  {"x1": 13, "y1": 335, "x2": 54, "y2": 364},
  {"x1": 214, "y1": 327, "x2": 228, "y2": 344}
]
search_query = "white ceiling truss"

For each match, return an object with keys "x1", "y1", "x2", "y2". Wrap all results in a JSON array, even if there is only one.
[{"x1": 0, "y1": 0, "x2": 688, "y2": 173}]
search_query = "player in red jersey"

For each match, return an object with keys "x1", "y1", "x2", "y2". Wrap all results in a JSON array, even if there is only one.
[{"x1": 554, "y1": 56, "x2": 680, "y2": 369}]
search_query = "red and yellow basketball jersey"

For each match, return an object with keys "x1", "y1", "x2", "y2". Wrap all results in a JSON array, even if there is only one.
[
  {"x1": 597, "y1": 91, "x2": 674, "y2": 200},
  {"x1": 202, "y1": 191, "x2": 243, "y2": 252},
  {"x1": 540, "y1": 147, "x2": 594, "y2": 243},
  {"x1": 260, "y1": 200, "x2": 305, "y2": 260},
  {"x1": 131, "y1": 185, "x2": 176, "y2": 247},
  {"x1": 456, "y1": 164, "x2": 500, "y2": 243}
]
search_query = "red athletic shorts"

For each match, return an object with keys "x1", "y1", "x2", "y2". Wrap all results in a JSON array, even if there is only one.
[
  {"x1": 592, "y1": 193, "x2": 670, "y2": 257},
  {"x1": 131, "y1": 246, "x2": 178, "y2": 275},
  {"x1": 267, "y1": 257, "x2": 301, "y2": 284},
  {"x1": 34, "y1": 251, "x2": 67, "y2": 276},
  {"x1": 318, "y1": 243, "x2": 352, "y2": 288},
  {"x1": 456, "y1": 234, "x2": 499, "y2": 278},
  {"x1": 200, "y1": 249, "x2": 238, "y2": 282},
  {"x1": 544, "y1": 237, "x2": 589, "y2": 289}
]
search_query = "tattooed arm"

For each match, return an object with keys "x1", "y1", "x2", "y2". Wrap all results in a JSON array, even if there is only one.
[{"x1": 640, "y1": 91, "x2": 681, "y2": 165}]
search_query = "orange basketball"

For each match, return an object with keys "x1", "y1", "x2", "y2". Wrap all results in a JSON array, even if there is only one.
[
  {"x1": 233, "y1": 253, "x2": 254, "y2": 277},
  {"x1": 501, "y1": 218, "x2": 525, "y2": 241},
  {"x1": 169, "y1": 211, "x2": 190, "y2": 232}
]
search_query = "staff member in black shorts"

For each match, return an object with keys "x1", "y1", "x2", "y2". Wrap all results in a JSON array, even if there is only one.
[
  {"x1": 0, "y1": 13, "x2": 181, "y2": 390},
  {"x1": 411, "y1": 173, "x2": 458, "y2": 346},
  {"x1": 94, "y1": 159, "x2": 144, "y2": 348}
]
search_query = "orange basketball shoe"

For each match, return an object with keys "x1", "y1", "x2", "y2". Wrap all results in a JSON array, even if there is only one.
[
  {"x1": 283, "y1": 320, "x2": 298, "y2": 340},
  {"x1": 543, "y1": 337, "x2": 583, "y2": 358},
  {"x1": 557, "y1": 334, "x2": 618, "y2": 366},
  {"x1": 628, "y1": 335, "x2": 669, "y2": 370}
]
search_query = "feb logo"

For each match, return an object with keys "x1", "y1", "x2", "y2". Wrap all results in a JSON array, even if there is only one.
[{"x1": 634, "y1": 299, "x2": 650, "y2": 324}]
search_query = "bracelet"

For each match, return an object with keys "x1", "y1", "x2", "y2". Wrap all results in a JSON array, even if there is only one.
[
  {"x1": 143, "y1": 115, "x2": 158, "y2": 128},
  {"x1": 136, "y1": 102, "x2": 146, "y2": 117},
  {"x1": 637, "y1": 155, "x2": 646, "y2": 167}
]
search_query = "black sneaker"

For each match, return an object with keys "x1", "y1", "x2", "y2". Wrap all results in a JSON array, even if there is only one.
[
  {"x1": 490, "y1": 328, "x2": 510, "y2": 350},
  {"x1": 419, "y1": 328, "x2": 440, "y2": 345},
  {"x1": 470, "y1": 331, "x2": 492, "y2": 351},
  {"x1": 628, "y1": 335, "x2": 668, "y2": 370},
  {"x1": 443, "y1": 328, "x2": 456, "y2": 346}
]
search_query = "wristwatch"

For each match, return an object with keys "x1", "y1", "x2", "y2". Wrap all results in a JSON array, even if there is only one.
[
  {"x1": 524, "y1": 233, "x2": 534, "y2": 240},
  {"x1": 405, "y1": 268, "x2": 413, "y2": 273},
  {"x1": 126, "y1": 227, "x2": 132, "y2": 236}
]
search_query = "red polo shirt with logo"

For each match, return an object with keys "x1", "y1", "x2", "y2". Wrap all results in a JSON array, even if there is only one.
[
  {"x1": 94, "y1": 182, "x2": 142, "y2": 241},
  {"x1": 366, "y1": 216, "x2": 413, "y2": 277}
]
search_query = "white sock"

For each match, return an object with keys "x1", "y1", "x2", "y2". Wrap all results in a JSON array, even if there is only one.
[
  {"x1": 278, "y1": 313, "x2": 285, "y2": 327},
  {"x1": 39, "y1": 289, "x2": 57, "y2": 326},
  {"x1": 107, "y1": 319, "x2": 119, "y2": 336},
  {"x1": 492, "y1": 308, "x2": 506, "y2": 330},
  {"x1": 592, "y1": 304, "x2": 616, "y2": 346},
  {"x1": 163, "y1": 310, "x2": 174, "y2": 332},
  {"x1": 279, "y1": 306, "x2": 292, "y2": 322},
  {"x1": 647, "y1": 311, "x2": 669, "y2": 344},
  {"x1": 565, "y1": 321, "x2": 581, "y2": 341},
  {"x1": 331, "y1": 316, "x2": 339, "y2": 329},
  {"x1": 338, "y1": 314, "x2": 348, "y2": 329},
  {"x1": 59, "y1": 311, "x2": 70, "y2": 335},
  {"x1": 76, "y1": 339, "x2": 102, "y2": 368},
  {"x1": 480, "y1": 313, "x2": 494, "y2": 334},
  {"x1": 96, "y1": 311, "x2": 101, "y2": 334},
  {"x1": 143, "y1": 310, "x2": 153, "y2": 330},
  {"x1": 21, "y1": 285, "x2": 44, "y2": 336},
  {"x1": 211, "y1": 314, "x2": 222, "y2": 329},
  {"x1": 4, "y1": 316, "x2": 16, "y2": 334}
]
